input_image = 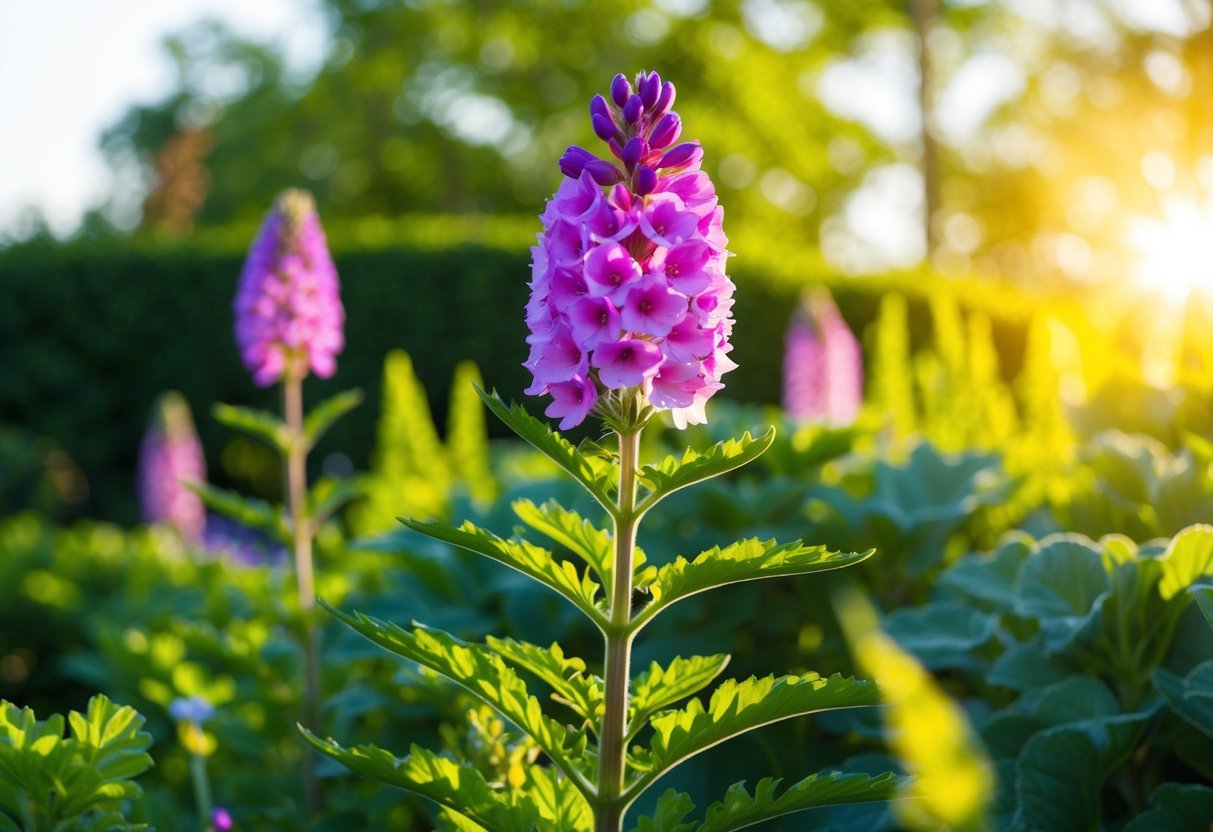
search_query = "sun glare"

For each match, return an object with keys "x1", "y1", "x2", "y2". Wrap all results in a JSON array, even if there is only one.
[{"x1": 1128, "y1": 196, "x2": 1213, "y2": 303}]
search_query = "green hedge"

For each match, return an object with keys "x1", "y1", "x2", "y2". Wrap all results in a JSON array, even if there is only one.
[{"x1": 0, "y1": 225, "x2": 1040, "y2": 523}]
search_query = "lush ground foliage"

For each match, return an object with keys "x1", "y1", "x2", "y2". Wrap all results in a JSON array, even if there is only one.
[{"x1": 6, "y1": 285, "x2": 1213, "y2": 828}]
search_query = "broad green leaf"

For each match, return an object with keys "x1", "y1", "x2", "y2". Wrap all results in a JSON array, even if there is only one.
[
  {"x1": 938, "y1": 533, "x2": 1034, "y2": 612},
  {"x1": 694, "y1": 772, "x2": 904, "y2": 832},
  {"x1": 477, "y1": 386, "x2": 614, "y2": 509},
  {"x1": 1124, "y1": 782, "x2": 1213, "y2": 831},
  {"x1": 630, "y1": 673, "x2": 880, "y2": 799},
  {"x1": 402, "y1": 518, "x2": 606, "y2": 627},
  {"x1": 1027, "y1": 676, "x2": 1119, "y2": 726},
  {"x1": 636, "y1": 430, "x2": 775, "y2": 510},
  {"x1": 1193, "y1": 584, "x2": 1213, "y2": 631},
  {"x1": 883, "y1": 602, "x2": 999, "y2": 670},
  {"x1": 300, "y1": 731, "x2": 537, "y2": 832},
  {"x1": 187, "y1": 483, "x2": 288, "y2": 542},
  {"x1": 629, "y1": 654, "x2": 730, "y2": 734},
  {"x1": 321, "y1": 602, "x2": 592, "y2": 793},
  {"x1": 525, "y1": 764, "x2": 594, "y2": 832},
  {"x1": 635, "y1": 539, "x2": 872, "y2": 628},
  {"x1": 435, "y1": 809, "x2": 490, "y2": 832},
  {"x1": 512, "y1": 499, "x2": 615, "y2": 585},
  {"x1": 1013, "y1": 534, "x2": 1109, "y2": 653},
  {"x1": 630, "y1": 789, "x2": 696, "y2": 832},
  {"x1": 303, "y1": 388, "x2": 363, "y2": 448},
  {"x1": 484, "y1": 637, "x2": 604, "y2": 726},
  {"x1": 213, "y1": 402, "x2": 287, "y2": 452},
  {"x1": 1158, "y1": 525, "x2": 1213, "y2": 601},
  {"x1": 1015, "y1": 710, "x2": 1155, "y2": 832},
  {"x1": 988, "y1": 638, "x2": 1080, "y2": 693},
  {"x1": 1155, "y1": 662, "x2": 1213, "y2": 738}
]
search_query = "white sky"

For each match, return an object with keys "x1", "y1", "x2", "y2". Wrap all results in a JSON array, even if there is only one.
[{"x1": 0, "y1": 0, "x2": 327, "y2": 237}]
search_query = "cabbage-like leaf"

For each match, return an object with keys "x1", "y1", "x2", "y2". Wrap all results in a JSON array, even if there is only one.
[
  {"x1": 320, "y1": 602, "x2": 592, "y2": 792},
  {"x1": 629, "y1": 673, "x2": 880, "y2": 799},
  {"x1": 477, "y1": 386, "x2": 615, "y2": 509},
  {"x1": 1158, "y1": 525, "x2": 1213, "y2": 601},
  {"x1": 1013, "y1": 535, "x2": 1109, "y2": 653},
  {"x1": 1124, "y1": 782, "x2": 1213, "y2": 832},
  {"x1": 1155, "y1": 661, "x2": 1213, "y2": 738},
  {"x1": 401, "y1": 518, "x2": 606, "y2": 628},
  {"x1": 634, "y1": 539, "x2": 872, "y2": 628},
  {"x1": 636, "y1": 430, "x2": 775, "y2": 511},
  {"x1": 485, "y1": 636, "x2": 604, "y2": 726}
]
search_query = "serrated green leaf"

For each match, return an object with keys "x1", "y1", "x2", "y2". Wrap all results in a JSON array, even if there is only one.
[
  {"x1": 1015, "y1": 710, "x2": 1155, "y2": 832},
  {"x1": 629, "y1": 655, "x2": 730, "y2": 735},
  {"x1": 187, "y1": 482, "x2": 288, "y2": 542},
  {"x1": 694, "y1": 771, "x2": 904, "y2": 832},
  {"x1": 1158, "y1": 525, "x2": 1213, "y2": 601},
  {"x1": 1124, "y1": 782, "x2": 1213, "y2": 831},
  {"x1": 213, "y1": 402, "x2": 287, "y2": 452},
  {"x1": 401, "y1": 518, "x2": 606, "y2": 628},
  {"x1": 630, "y1": 789, "x2": 696, "y2": 832},
  {"x1": 477, "y1": 386, "x2": 614, "y2": 509},
  {"x1": 303, "y1": 388, "x2": 363, "y2": 448},
  {"x1": 629, "y1": 673, "x2": 880, "y2": 802},
  {"x1": 636, "y1": 429, "x2": 775, "y2": 511},
  {"x1": 512, "y1": 499, "x2": 615, "y2": 586},
  {"x1": 484, "y1": 636, "x2": 604, "y2": 726},
  {"x1": 300, "y1": 731, "x2": 537, "y2": 832},
  {"x1": 525, "y1": 764, "x2": 594, "y2": 832},
  {"x1": 320, "y1": 602, "x2": 593, "y2": 795},
  {"x1": 634, "y1": 539, "x2": 872, "y2": 629}
]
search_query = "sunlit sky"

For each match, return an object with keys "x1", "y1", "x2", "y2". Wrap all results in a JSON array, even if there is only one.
[{"x1": 0, "y1": 0, "x2": 328, "y2": 237}]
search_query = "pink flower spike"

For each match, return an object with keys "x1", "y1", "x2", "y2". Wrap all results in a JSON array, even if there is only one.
[
  {"x1": 663, "y1": 312, "x2": 717, "y2": 362},
  {"x1": 621, "y1": 277, "x2": 688, "y2": 337},
  {"x1": 584, "y1": 241, "x2": 642, "y2": 305},
  {"x1": 638, "y1": 193, "x2": 698, "y2": 247},
  {"x1": 553, "y1": 170, "x2": 604, "y2": 225},
  {"x1": 545, "y1": 375, "x2": 599, "y2": 430},
  {"x1": 568, "y1": 296, "x2": 622, "y2": 349},
  {"x1": 652, "y1": 239, "x2": 713, "y2": 295},
  {"x1": 647, "y1": 361, "x2": 701, "y2": 409},
  {"x1": 592, "y1": 338, "x2": 663, "y2": 389},
  {"x1": 530, "y1": 326, "x2": 587, "y2": 384}
]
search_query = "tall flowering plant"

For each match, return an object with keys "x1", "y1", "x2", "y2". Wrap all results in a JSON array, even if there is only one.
[
  {"x1": 782, "y1": 288, "x2": 864, "y2": 426},
  {"x1": 138, "y1": 391, "x2": 207, "y2": 544},
  {"x1": 304, "y1": 73, "x2": 899, "y2": 832},
  {"x1": 197, "y1": 189, "x2": 362, "y2": 815}
]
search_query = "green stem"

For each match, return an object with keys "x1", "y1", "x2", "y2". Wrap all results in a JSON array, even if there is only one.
[
  {"x1": 284, "y1": 375, "x2": 321, "y2": 816},
  {"x1": 189, "y1": 752, "x2": 213, "y2": 830},
  {"x1": 597, "y1": 428, "x2": 641, "y2": 832}
]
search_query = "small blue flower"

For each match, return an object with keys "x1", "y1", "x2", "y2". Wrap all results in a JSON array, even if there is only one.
[{"x1": 169, "y1": 695, "x2": 215, "y2": 726}]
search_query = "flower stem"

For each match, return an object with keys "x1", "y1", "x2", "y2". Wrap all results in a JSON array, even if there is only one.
[
  {"x1": 283, "y1": 375, "x2": 321, "y2": 816},
  {"x1": 189, "y1": 752, "x2": 213, "y2": 831},
  {"x1": 597, "y1": 427, "x2": 641, "y2": 832}
]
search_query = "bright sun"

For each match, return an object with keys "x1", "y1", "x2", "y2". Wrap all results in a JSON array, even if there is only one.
[{"x1": 1128, "y1": 196, "x2": 1213, "y2": 303}]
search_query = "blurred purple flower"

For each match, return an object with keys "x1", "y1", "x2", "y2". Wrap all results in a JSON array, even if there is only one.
[
  {"x1": 782, "y1": 289, "x2": 864, "y2": 425},
  {"x1": 212, "y1": 807, "x2": 234, "y2": 832},
  {"x1": 234, "y1": 189, "x2": 344, "y2": 387},
  {"x1": 526, "y1": 71, "x2": 735, "y2": 429},
  {"x1": 138, "y1": 392, "x2": 207, "y2": 543}
]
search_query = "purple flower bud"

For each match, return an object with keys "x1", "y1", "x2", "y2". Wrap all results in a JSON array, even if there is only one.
[
  {"x1": 660, "y1": 142, "x2": 703, "y2": 169},
  {"x1": 621, "y1": 137, "x2": 646, "y2": 166},
  {"x1": 654, "y1": 82, "x2": 676, "y2": 118},
  {"x1": 559, "y1": 146, "x2": 595, "y2": 178},
  {"x1": 212, "y1": 807, "x2": 234, "y2": 832},
  {"x1": 234, "y1": 190, "x2": 344, "y2": 386},
  {"x1": 640, "y1": 72, "x2": 661, "y2": 109},
  {"x1": 611, "y1": 74, "x2": 632, "y2": 107},
  {"x1": 607, "y1": 138, "x2": 624, "y2": 160},
  {"x1": 648, "y1": 113, "x2": 682, "y2": 150},
  {"x1": 634, "y1": 165, "x2": 657, "y2": 195},
  {"x1": 138, "y1": 392, "x2": 206, "y2": 543},
  {"x1": 590, "y1": 93, "x2": 611, "y2": 122},
  {"x1": 591, "y1": 113, "x2": 618, "y2": 142},
  {"x1": 623, "y1": 94, "x2": 644, "y2": 124},
  {"x1": 585, "y1": 160, "x2": 625, "y2": 185}
]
